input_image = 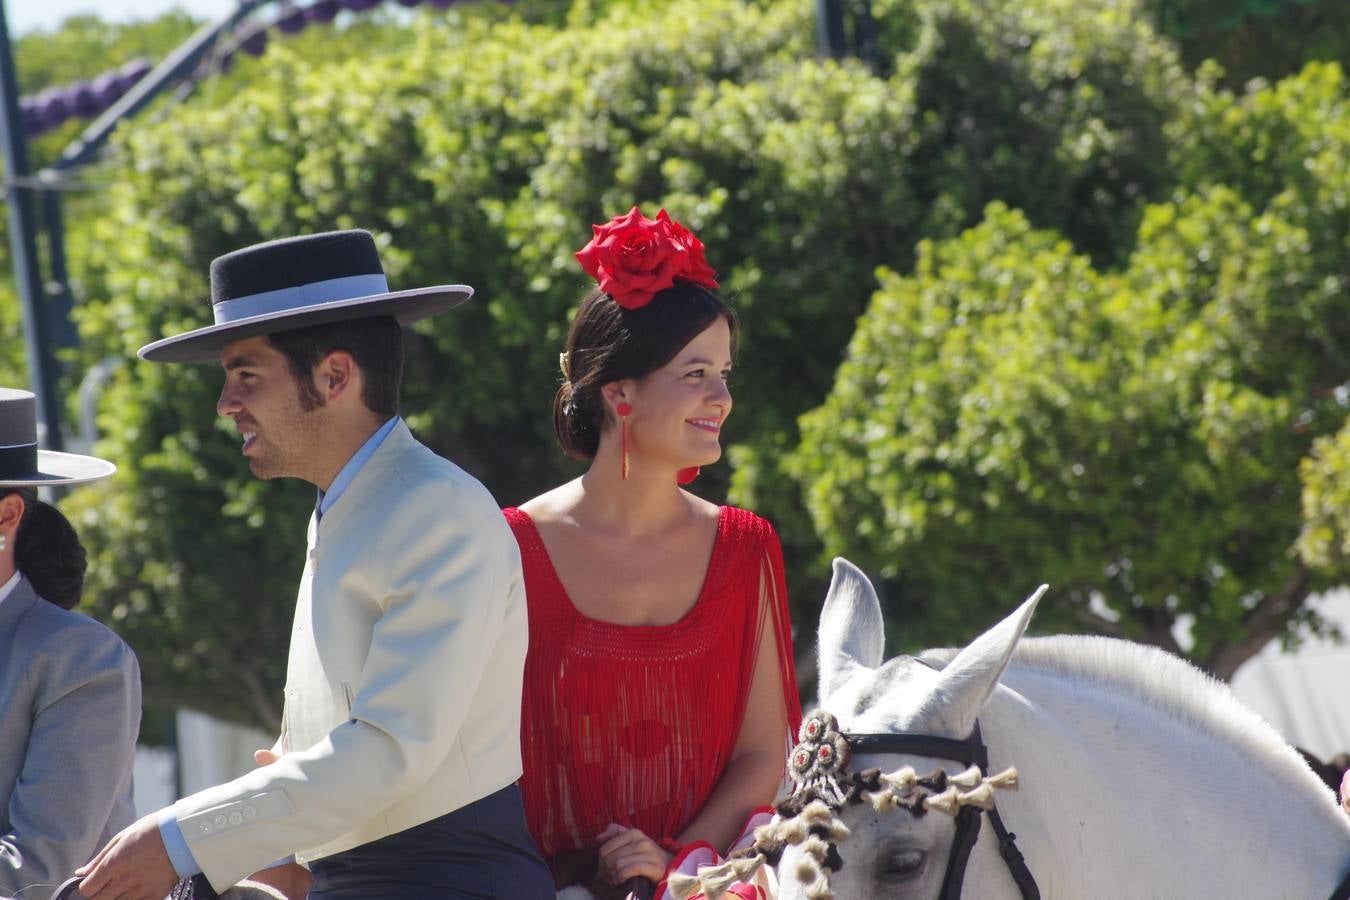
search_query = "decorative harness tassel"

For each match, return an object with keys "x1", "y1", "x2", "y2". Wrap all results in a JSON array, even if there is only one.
[{"x1": 667, "y1": 710, "x2": 1030, "y2": 900}]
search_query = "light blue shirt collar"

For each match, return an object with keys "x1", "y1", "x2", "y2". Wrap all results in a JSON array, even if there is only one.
[{"x1": 317, "y1": 416, "x2": 400, "y2": 517}]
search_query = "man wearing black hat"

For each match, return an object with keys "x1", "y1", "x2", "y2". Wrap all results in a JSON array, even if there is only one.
[{"x1": 77, "y1": 231, "x2": 552, "y2": 899}]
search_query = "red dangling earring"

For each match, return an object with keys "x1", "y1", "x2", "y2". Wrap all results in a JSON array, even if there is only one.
[
  {"x1": 616, "y1": 402, "x2": 632, "y2": 480},
  {"x1": 677, "y1": 466, "x2": 700, "y2": 485}
]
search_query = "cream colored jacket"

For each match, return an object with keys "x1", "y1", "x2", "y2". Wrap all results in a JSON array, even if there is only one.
[{"x1": 171, "y1": 422, "x2": 528, "y2": 890}]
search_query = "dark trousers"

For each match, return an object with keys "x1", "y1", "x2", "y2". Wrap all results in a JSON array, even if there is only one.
[{"x1": 307, "y1": 784, "x2": 552, "y2": 899}]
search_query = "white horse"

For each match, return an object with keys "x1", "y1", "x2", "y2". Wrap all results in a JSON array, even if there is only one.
[{"x1": 768, "y1": 559, "x2": 1350, "y2": 900}]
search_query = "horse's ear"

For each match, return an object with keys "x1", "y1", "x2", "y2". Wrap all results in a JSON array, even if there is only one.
[
  {"x1": 925, "y1": 585, "x2": 1047, "y2": 737},
  {"x1": 817, "y1": 557, "x2": 886, "y2": 701}
]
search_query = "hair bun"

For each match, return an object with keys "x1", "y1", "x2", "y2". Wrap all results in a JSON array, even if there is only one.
[{"x1": 15, "y1": 498, "x2": 88, "y2": 610}]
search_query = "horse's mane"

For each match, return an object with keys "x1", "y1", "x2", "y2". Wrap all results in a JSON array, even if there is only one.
[{"x1": 920, "y1": 634, "x2": 1332, "y2": 797}]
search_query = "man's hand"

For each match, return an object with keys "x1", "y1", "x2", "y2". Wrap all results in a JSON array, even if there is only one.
[{"x1": 76, "y1": 812, "x2": 179, "y2": 900}]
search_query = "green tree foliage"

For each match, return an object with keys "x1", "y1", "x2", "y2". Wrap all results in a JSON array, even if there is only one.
[
  {"x1": 4, "y1": 0, "x2": 1336, "y2": 725},
  {"x1": 1140, "y1": 0, "x2": 1349, "y2": 88},
  {"x1": 1300, "y1": 421, "x2": 1350, "y2": 574},
  {"x1": 0, "y1": 12, "x2": 202, "y2": 396},
  {"x1": 63, "y1": 0, "x2": 817, "y2": 727},
  {"x1": 0, "y1": 7, "x2": 455, "y2": 397},
  {"x1": 788, "y1": 62, "x2": 1347, "y2": 679},
  {"x1": 734, "y1": 0, "x2": 1193, "y2": 630}
]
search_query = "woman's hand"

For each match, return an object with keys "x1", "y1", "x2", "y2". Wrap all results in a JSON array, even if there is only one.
[
  {"x1": 596, "y1": 824, "x2": 673, "y2": 885},
  {"x1": 1341, "y1": 769, "x2": 1349, "y2": 815}
]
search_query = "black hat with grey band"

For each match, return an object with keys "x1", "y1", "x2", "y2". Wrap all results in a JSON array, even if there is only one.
[
  {"x1": 138, "y1": 229, "x2": 473, "y2": 363},
  {"x1": 0, "y1": 389, "x2": 116, "y2": 486}
]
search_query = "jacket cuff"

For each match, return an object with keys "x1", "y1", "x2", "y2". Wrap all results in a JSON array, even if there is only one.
[{"x1": 157, "y1": 807, "x2": 201, "y2": 878}]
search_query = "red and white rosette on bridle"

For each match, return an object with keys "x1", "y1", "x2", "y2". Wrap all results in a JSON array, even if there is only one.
[
  {"x1": 786, "y1": 711, "x2": 852, "y2": 806},
  {"x1": 656, "y1": 713, "x2": 854, "y2": 900}
]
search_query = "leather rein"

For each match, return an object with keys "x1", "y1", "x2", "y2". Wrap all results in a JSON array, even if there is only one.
[{"x1": 842, "y1": 723, "x2": 1040, "y2": 900}]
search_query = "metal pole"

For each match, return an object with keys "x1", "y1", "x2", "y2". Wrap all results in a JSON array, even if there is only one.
[
  {"x1": 855, "y1": 0, "x2": 878, "y2": 68},
  {"x1": 815, "y1": 0, "x2": 847, "y2": 58},
  {"x1": 41, "y1": 186, "x2": 78, "y2": 348},
  {"x1": 0, "y1": 0, "x2": 63, "y2": 449}
]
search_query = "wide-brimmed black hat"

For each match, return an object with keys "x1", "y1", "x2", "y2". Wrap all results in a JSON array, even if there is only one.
[
  {"x1": 0, "y1": 389, "x2": 116, "y2": 486},
  {"x1": 138, "y1": 229, "x2": 473, "y2": 363}
]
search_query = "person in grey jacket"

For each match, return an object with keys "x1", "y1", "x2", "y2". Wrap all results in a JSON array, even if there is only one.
[{"x1": 0, "y1": 387, "x2": 141, "y2": 897}]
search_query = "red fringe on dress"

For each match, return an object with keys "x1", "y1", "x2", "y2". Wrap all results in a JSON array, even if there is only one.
[{"x1": 505, "y1": 506, "x2": 803, "y2": 864}]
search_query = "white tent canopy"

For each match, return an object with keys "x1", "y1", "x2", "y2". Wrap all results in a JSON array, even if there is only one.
[{"x1": 1232, "y1": 588, "x2": 1350, "y2": 763}]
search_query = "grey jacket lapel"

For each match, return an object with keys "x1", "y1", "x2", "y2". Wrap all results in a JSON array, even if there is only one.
[{"x1": 0, "y1": 577, "x2": 39, "y2": 632}]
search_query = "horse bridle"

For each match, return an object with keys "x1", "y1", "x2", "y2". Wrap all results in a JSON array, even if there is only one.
[
  {"x1": 842, "y1": 723, "x2": 1040, "y2": 900},
  {"x1": 842, "y1": 724, "x2": 1350, "y2": 900}
]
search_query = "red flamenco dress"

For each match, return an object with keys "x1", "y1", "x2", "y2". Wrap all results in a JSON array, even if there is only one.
[{"x1": 504, "y1": 506, "x2": 803, "y2": 882}]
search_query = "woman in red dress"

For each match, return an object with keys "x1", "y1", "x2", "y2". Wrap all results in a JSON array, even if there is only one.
[{"x1": 504, "y1": 209, "x2": 802, "y2": 896}]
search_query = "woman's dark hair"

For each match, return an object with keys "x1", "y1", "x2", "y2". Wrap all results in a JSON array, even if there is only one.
[
  {"x1": 3, "y1": 487, "x2": 88, "y2": 610},
  {"x1": 554, "y1": 282, "x2": 738, "y2": 459}
]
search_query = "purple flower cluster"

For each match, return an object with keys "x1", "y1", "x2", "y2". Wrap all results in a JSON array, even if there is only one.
[
  {"x1": 218, "y1": 0, "x2": 475, "y2": 72},
  {"x1": 20, "y1": 59, "x2": 151, "y2": 138},
  {"x1": 19, "y1": 0, "x2": 511, "y2": 137}
]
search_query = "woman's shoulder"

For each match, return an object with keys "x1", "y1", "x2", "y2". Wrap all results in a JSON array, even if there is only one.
[
  {"x1": 501, "y1": 505, "x2": 541, "y2": 552},
  {"x1": 716, "y1": 505, "x2": 779, "y2": 545},
  {"x1": 16, "y1": 596, "x2": 138, "y2": 683},
  {"x1": 507, "y1": 482, "x2": 581, "y2": 526},
  {"x1": 502, "y1": 487, "x2": 580, "y2": 581},
  {"x1": 19, "y1": 592, "x2": 121, "y2": 642}
]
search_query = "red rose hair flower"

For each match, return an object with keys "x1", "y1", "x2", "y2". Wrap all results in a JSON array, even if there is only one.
[{"x1": 575, "y1": 207, "x2": 720, "y2": 309}]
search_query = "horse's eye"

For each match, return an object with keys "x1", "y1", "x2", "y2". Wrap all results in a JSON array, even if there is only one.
[{"x1": 883, "y1": 848, "x2": 925, "y2": 877}]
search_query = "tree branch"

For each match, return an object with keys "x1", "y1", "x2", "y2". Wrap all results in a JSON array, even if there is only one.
[
  {"x1": 1137, "y1": 601, "x2": 1185, "y2": 658},
  {"x1": 1140, "y1": 620, "x2": 1185, "y2": 659},
  {"x1": 237, "y1": 665, "x2": 283, "y2": 734},
  {"x1": 1071, "y1": 604, "x2": 1129, "y2": 639},
  {"x1": 1202, "y1": 562, "x2": 1313, "y2": 682}
]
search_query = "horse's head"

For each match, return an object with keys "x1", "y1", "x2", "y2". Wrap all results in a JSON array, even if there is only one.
[{"x1": 775, "y1": 558, "x2": 1044, "y2": 900}]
